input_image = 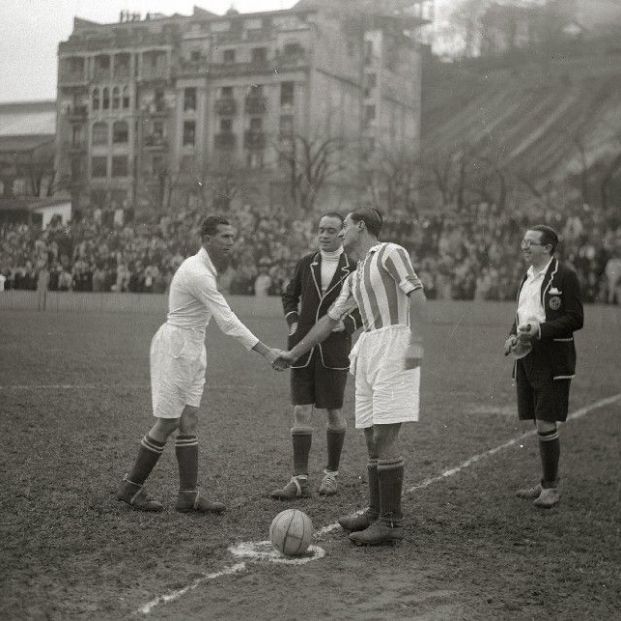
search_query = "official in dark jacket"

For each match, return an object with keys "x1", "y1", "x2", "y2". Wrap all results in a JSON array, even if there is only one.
[
  {"x1": 504, "y1": 224, "x2": 584, "y2": 509},
  {"x1": 271, "y1": 213, "x2": 361, "y2": 500}
]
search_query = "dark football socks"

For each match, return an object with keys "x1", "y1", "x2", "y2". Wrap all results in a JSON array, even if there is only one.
[
  {"x1": 377, "y1": 457, "x2": 405, "y2": 527},
  {"x1": 291, "y1": 426, "x2": 313, "y2": 476},
  {"x1": 127, "y1": 434, "x2": 165, "y2": 486},
  {"x1": 326, "y1": 427, "x2": 346, "y2": 472},
  {"x1": 538, "y1": 428, "x2": 560, "y2": 488},
  {"x1": 175, "y1": 435, "x2": 199, "y2": 491},
  {"x1": 367, "y1": 459, "x2": 380, "y2": 518}
]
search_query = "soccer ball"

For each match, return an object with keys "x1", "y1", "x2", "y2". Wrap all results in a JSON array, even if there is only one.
[{"x1": 269, "y1": 509, "x2": 313, "y2": 556}]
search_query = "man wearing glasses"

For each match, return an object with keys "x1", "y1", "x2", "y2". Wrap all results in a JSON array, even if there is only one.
[{"x1": 504, "y1": 225, "x2": 583, "y2": 508}]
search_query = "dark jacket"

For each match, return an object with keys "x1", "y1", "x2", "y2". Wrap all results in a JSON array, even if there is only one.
[
  {"x1": 511, "y1": 257, "x2": 584, "y2": 380},
  {"x1": 282, "y1": 251, "x2": 361, "y2": 369}
]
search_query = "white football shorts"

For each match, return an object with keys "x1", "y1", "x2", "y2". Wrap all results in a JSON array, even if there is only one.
[
  {"x1": 350, "y1": 324, "x2": 420, "y2": 429},
  {"x1": 150, "y1": 323, "x2": 207, "y2": 419}
]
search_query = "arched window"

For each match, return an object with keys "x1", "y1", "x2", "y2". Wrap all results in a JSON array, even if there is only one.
[
  {"x1": 92, "y1": 122, "x2": 108, "y2": 145},
  {"x1": 112, "y1": 120, "x2": 128, "y2": 144},
  {"x1": 112, "y1": 86, "x2": 120, "y2": 110},
  {"x1": 92, "y1": 88, "x2": 100, "y2": 111},
  {"x1": 102, "y1": 87, "x2": 110, "y2": 110}
]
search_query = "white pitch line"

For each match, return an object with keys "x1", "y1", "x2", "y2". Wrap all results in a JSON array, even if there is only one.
[
  {"x1": 136, "y1": 392, "x2": 621, "y2": 614},
  {"x1": 0, "y1": 384, "x2": 149, "y2": 390},
  {"x1": 138, "y1": 563, "x2": 247, "y2": 616}
]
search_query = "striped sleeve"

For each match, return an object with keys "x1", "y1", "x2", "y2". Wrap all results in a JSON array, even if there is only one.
[
  {"x1": 327, "y1": 272, "x2": 358, "y2": 321},
  {"x1": 382, "y1": 244, "x2": 423, "y2": 295}
]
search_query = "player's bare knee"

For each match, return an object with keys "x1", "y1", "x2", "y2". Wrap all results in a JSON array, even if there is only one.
[
  {"x1": 293, "y1": 404, "x2": 313, "y2": 426},
  {"x1": 179, "y1": 406, "x2": 199, "y2": 434},
  {"x1": 536, "y1": 419, "x2": 557, "y2": 434},
  {"x1": 150, "y1": 417, "x2": 180, "y2": 442}
]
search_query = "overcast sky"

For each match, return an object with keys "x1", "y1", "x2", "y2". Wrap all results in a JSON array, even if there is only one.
[{"x1": 0, "y1": 0, "x2": 451, "y2": 104}]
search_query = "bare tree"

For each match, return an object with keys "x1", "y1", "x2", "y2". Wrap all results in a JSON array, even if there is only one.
[
  {"x1": 275, "y1": 133, "x2": 349, "y2": 213},
  {"x1": 363, "y1": 145, "x2": 422, "y2": 217}
]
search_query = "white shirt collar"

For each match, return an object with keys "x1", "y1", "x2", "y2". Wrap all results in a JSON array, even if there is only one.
[
  {"x1": 198, "y1": 246, "x2": 218, "y2": 276},
  {"x1": 527, "y1": 257, "x2": 553, "y2": 280}
]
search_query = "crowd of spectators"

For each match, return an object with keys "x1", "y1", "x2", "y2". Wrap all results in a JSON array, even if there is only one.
[{"x1": 1, "y1": 199, "x2": 620, "y2": 304}]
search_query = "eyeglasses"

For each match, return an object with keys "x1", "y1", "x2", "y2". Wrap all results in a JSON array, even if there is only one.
[{"x1": 520, "y1": 239, "x2": 544, "y2": 250}]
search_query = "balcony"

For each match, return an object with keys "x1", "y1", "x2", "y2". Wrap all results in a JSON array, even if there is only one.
[
  {"x1": 63, "y1": 140, "x2": 87, "y2": 153},
  {"x1": 114, "y1": 66, "x2": 131, "y2": 80},
  {"x1": 143, "y1": 135, "x2": 168, "y2": 149},
  {"x1": 93, "y1": 67, "x2": 112, "y2": 82},
  {"x1": 65, "y1": 105, "x2": 88, "y2": 122},
  {"x1": 245, "y1": 96, "x2": 267, "y2": 114},
  {"x1": 214, "y1": 132, "x2": 237, "y2": 149},
  {"x1": 244, "y1": 131, "x2": 265, "y2": 150},
  {"x1": 272, "y1": 51, "x2": 309, "y2": 70},
  {"x1": 59, "y1": 70, "x2": 87, "y2": 85},
  {"x1": 177, "y1": 56, "x2": 210, "y2": 76},
  {"x1": 215, "y1": 98, "x2": 237, "y2": 115},
  {"x1": 142, "y1": 101, "x2": 168, "y2": 117}
]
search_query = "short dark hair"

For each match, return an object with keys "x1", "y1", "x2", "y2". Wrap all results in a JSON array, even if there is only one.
[
  {"x1": 349, "y1": 207, "x2": 383, "y2": 237},
  {"x1": 200, "y1": 215, "x2": 230, "y2": 237},
  {"x1": 319, "y1": 211, "x2": 344, "y2": 224},
  {"x1": 529, "y1": 224, "x2": 559, "y2": 254}
]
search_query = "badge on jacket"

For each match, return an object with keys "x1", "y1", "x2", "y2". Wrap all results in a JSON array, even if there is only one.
[{"x1": 549, "y1": 296, "x2": 561, "y2": 310}]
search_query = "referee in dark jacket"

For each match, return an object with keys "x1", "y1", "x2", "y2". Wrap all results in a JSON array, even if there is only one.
[
  {"x1": 504, "y1": 224, "x2": 584, "y2": 508},
  {"x1": 271, "y1": 213, "x2": 361, "y2": 499}
]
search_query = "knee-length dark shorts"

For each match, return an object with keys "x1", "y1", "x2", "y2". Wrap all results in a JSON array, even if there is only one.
[
  {"x1": 291, "y1": 351, "x2": 348, "y2": 410},
  {"x1": 516, "y1": 359, "x2": 571, "y2": 422}
]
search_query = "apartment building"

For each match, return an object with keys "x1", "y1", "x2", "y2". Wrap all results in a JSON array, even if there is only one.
[{"x1": 55, "y1": 1, "x2": 429, "y2": 215}]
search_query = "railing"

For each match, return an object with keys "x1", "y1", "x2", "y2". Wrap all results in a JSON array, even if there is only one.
[
  {"x1": 244, "y1": 131, "x2": 265, "y2": 150},
  {"x1": 65, "y1": 105, "x2": 89, "y2": 120},
  {"x1": 215, "y1": 98, "x2": 237, "y2": 115},
  {"x1": 63, "y1": 140, "x2": 87, "y2": 152},
  {"x1": 214, "y1": 133, "x2": 237, "y2": 149},
  {"x1": 143, "y1": 135, "x2": 168, "y2": 148},
  {"x1": 245, "y1": 96, "x2": 267, "y2": 114},
  {"x1": 59, "y1": 70, "x2": 87, "y2": 84}
]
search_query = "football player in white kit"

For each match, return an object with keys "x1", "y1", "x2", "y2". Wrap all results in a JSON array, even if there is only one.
[{"x1": 117, "y1": 215, "x2": 283, "y2": 513}]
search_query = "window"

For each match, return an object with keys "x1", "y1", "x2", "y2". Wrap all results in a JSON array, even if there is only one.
[
  {"x1": 184, "y1": 87, "x2": 196, "y2": 112},
  {"x1": 251, "y1": 47, "x2": 267, "y2": 63},
  {"x1": 122, "y1": 86, "x2": 130, "y2": 109},
  {"x1": 190, "y1": 49, "x2": 200, "y2": 61},
  {"x1": 91, "y1": 156, "x2": 108, "y2": 178},
  {"x1": 102, "y1": 87, "x2": 110, "y2": 110},
  {"x1": 249, "y1": 117, "x2": 262, "y2": 132},
  {"x1": 151, "y1": 155, "x2": 163, "y2": 174},
  {"x1": 280, "y1": 81, "x2": 294, "y2": 106},
  {"x1": 112, "y1": 86, "x2": 121, "y2": 110},
  {"x1": 223, "y1": 49, "x2": 236, "y2": 63},
  {"x1": 221, "y1": 86, "x2": 233, "y2": 98},
  {"x1": 71, "y1": 157, "x2": 83, "y2": 181},
  {"x1": 183, "y1": 121, "x2": 195, "y2": 146},
  {"x1": 283, "y1": 42, "x2": 303, "y2": 57},
  {"x1": 279, "y1": 115, "x2": 293, "y2": 136},
  {"x1": 112, "y1": 156, "x2": 128, "y2": 177},
  {"x1": 365, "y1": 105, "x2": 376, "y2": 121},
  {"x1": 92, "y1": 122, "x2": 108, "y2": 145},
  {"x1": 220, "y1": 118, "x2": 233, "y2": 133},
  {"x1": 92, "y1": 88, "x2": 100, "y2": 110},
  {"x1": 248, "y1": 84, "x2": 263, "y2": 97},
  {"x1": 112, "y1": 121, "x2": 129, "y2": 144},
  {"x1": 152, "y1": 120, "x2": 164, "y2": 138},
  {"x1": 246, "y1": 151, "x2": 263, "y2": 169}
]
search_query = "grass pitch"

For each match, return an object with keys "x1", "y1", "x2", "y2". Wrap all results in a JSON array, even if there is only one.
[{"x1": 1, "y1": 297, "x2": 619, "y2": 620}]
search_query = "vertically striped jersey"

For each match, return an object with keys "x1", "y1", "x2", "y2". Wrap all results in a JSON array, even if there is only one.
[{"x1": 327, "y1": 242, "x2": 423, "y2": 331}]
